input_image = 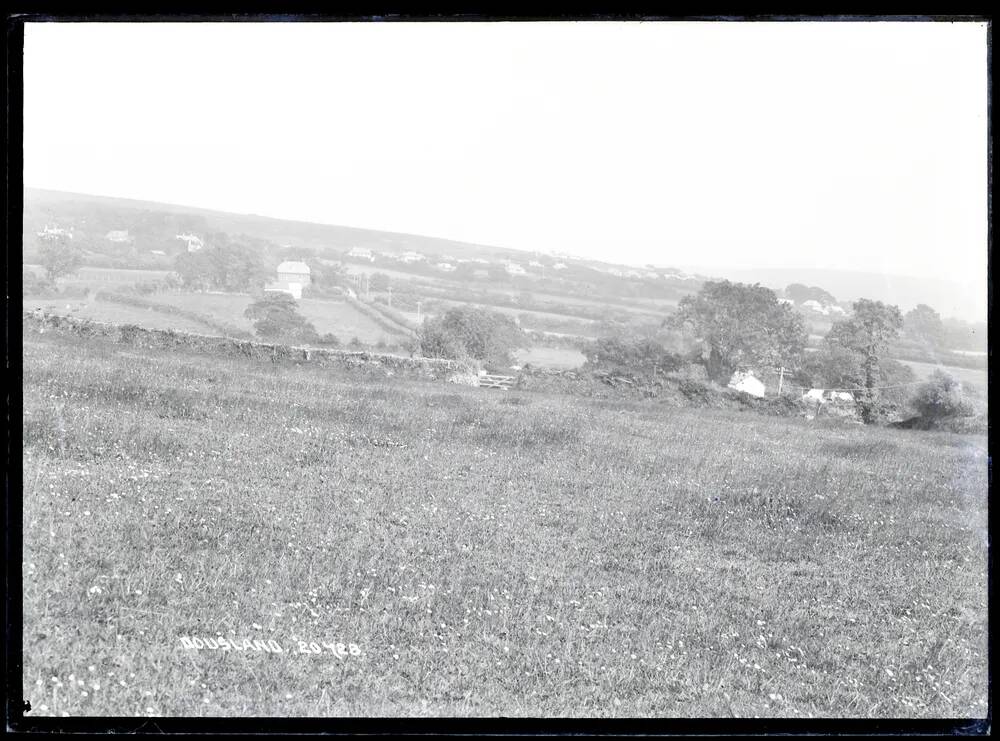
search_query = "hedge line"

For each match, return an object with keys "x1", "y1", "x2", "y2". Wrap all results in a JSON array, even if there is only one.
[
  {"x1": 345, "y1": 296, "x2": 416, "y2": 339},
  {"x1": 95, "y1": 291, "x2": 254, "y2": 340}
]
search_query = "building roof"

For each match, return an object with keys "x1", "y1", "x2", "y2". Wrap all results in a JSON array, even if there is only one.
[{"x1": 277, "y1": 261, "x2": 311, "y2": 274}]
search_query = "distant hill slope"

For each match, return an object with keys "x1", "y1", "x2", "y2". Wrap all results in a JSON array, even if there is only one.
[
  {"x1": 23, "y1": 187, "x2": 520, "y2": 262},
  {"x1": 24, "y1": 188, "x2": 982, "y2": 324}
]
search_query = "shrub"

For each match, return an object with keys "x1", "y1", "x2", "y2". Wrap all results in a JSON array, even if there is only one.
[
  {"x1": 584, "y1": 337, "x2": 683, "y2": 378},
  {"x1": 244, "y1": 293, "x2": 319, "y2": 344},
  {"x1": 417, "y1": 307, "x2": 527, "y2": 368},
  {"x1": 910, "y1": 370, "x2": 975, "y2": 423}
]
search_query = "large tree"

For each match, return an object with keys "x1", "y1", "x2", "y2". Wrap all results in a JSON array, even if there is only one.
[
  {"x1": 37, "y1": 233, "x2": 84, "y2": 282},
  {"x1": 173, "y1": 234, "x2": 268, "y2": 292},
  {"x1": 672, "y1": 280, "x2": 807, "y2": 383},
  {"x1": 825, "y1": 298, "x2": 904, "y2": 423}
]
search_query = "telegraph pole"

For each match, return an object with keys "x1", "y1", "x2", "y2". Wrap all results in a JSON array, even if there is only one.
[
  {"x1": 365, "y1": 273, "x2": 370, "y2": 300},
  {"x1": 387, "y1": 286, "x2": 392, "y2": 308},
  {"x1": 777, "y1": 366, "x2": 785, "y2": 396},
  {"x1": 416, "y1": 301, "x2": 422, "y2": 324}
]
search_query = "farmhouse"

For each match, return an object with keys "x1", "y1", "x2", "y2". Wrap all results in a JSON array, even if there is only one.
[
  {"x1": 105, "y1": 230, "x2": 131, "y2": 243},
  {"x1": 505, "y1": 262, "x2": 527, "y2": 276},
  {"x1": 265, "y1": 261, "x2": 312, "y2": 300},
  {"x1": 728, "y1": 370, "x2": 766, "y2": 398},
  {"x1": 38, "y1": 225, "x2": 73, "y2": 240},
  {"x1": 552, "y1": 262, "x2": 568, "y2": 270},
  {"x1": 400, "y1": 251, "x2": 426, "y2": 263},
  {"x1": 176, "y1": 233, "x2": 204, "y2": 252},
  {"x1": 802, "y1": 300, "x2": 830, "y2": 315},
  {"x1": 347, "y1": 247, "x2": 375, "y2": 262},
  {"x1": 436, "y1": 262, "x2": 456, "y2": 272}
]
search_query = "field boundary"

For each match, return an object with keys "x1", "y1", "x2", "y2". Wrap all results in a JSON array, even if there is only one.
[
  {"x1": 24, "y1": 311, "x2": 474, "y2": 381},
  {"x1": 94, "y1": 290, "x2": 254, "y2": 340},
  {"x1": 344, "y1": 296, "x2": 416, "y2": 339}
]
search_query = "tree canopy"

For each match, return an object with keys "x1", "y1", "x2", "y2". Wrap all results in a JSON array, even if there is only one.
[
  {"x1": 904, "y1": 303, "x2": 946, "y2": 346},
  {"x1": 784, "y1": 283, "x2": 837, "y2": 306},
  {"x1": 174, "y1": 234, "x2": 269, "y2": 292},
  {"x1": 824, "y1": 298, "x2": 904, "y2": 423},
  {"x1": 672, "y1": 280, "x2": 807, "y2": 383},
  {"x1": 38, "y1": 233, "x2": 84, "y2": 281}
]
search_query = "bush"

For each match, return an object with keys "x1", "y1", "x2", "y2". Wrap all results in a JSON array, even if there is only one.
[
  {"x1": 910, "y1": 370, "x2": 975, "y2": 423},
  {"x1": 244, "y1": 293, "x2": 319, "y2": 344},
  {"x1": 584, "y1": 337, "x2": 683, "y2": 378},
  {"x1": 417, "y1": 307, "x2": 527, "y2": 368}
]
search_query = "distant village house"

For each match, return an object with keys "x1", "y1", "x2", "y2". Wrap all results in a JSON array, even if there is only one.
[
  {"x1": 347, "y1": 247, "x2": 375, "y2": 262},
  {"x1": 176, "y1": 233, "x2": 204, "y2": 252},
  {"x1": 37, "y1": 225, "x2": 73, "y2": 240},
  {"x1": 105, "y1": 230, "x2": 131, "y2": 243}
]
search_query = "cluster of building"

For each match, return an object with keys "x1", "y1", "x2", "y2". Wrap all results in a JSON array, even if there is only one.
[
  {"x1": 344, "y1": 247, "x2": 568, "y2": 276},
  {"x1": 36, "y1": 225, "x2": 74, "y2": 240}
]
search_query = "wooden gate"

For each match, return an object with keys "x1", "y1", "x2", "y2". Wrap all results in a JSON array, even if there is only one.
[{"x1": 477, "y1": 373, "x2": 516, "y2": 390}]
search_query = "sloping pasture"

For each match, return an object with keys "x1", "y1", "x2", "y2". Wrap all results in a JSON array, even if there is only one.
[{"x1": 21, "y1": 328, "x2": 987, "y2": 718}]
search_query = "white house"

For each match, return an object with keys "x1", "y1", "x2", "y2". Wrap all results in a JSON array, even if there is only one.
[
  {"x1": 106, "y1": 230, "x2": 131, "y2": 243},
  {"x1": 266, "y1": 260, "x2": 312, "y2": 300},
  {"x1": 505, "y1": 262, "x2": 527, "y2": 276},
  {"x1": 347, "y1": 247, "x2": 375, "y2": 262},
  {"x1": 828, "y1": 305, "x2": 847, "y2": 316},
  {"x1": 400, "y1": 251, "x2": 426, "y2": 263},
  {"x1": 552, "y1": 262, "x2": 568, "y2": 270},
  {"x1": 802, "y1": 389, "x2": 854, "y2": 404},
  {"x1": 38, "y1": 225, "x2": 73, "y2": 240},
  {"x1": 728, "y1": 370, "x2": 766, "y2": 398},
  {"x1": 777, "y1": 298, "x2": 795, "y2": 306},
  {"x1": 436, "y1": 262, "x2": 456, "y2": 272},
  {"x1": 176, "y1": 233, "x2": 204, "y2": 252},
  {"x1": 528, "y1": 260, "x2": 544, "y2": 269},
  {"x1": 802, "y1": 300, "x2": 829, "y2": 315}
]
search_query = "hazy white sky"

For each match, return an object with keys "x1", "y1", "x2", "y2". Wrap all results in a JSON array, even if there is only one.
[{"x1": 24, "y1": 21, "x2": 988, "y2": 287}]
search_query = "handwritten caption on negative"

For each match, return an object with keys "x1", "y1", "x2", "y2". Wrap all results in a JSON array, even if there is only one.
[{"x1": 179, "y1": 636, "x2": 362, "y2": 657}]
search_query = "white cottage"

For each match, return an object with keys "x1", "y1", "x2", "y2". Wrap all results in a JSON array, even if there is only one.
[
  {"x1": 266, "y1": 261, "x2": 312, "y2": 299},
  {"x1": 728, "y1": 370, "x2": 766, "y2": 398}
]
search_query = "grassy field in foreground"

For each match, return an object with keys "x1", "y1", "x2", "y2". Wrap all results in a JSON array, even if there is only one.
[{"x1": 21, "y1": 328, "x2": 988, "y2": 718}]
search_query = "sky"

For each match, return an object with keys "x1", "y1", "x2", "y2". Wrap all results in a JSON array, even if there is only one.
[{"x1": 24, "y1": 21, "x2": 989, "y2": 292}]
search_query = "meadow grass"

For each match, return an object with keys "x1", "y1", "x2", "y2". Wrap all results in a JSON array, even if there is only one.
[{"x1": 21, "y1": 328, "x2": 988, "y2": 718}]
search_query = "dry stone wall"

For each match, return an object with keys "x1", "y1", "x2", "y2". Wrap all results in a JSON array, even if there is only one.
[{"x1": 23, "y1": 311, "x2": 472, "y2": 381}]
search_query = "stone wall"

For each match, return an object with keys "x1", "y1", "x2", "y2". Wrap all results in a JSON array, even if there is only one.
[{"x1": 23, "y1": 311, "x2": 472, "y2": 381}]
